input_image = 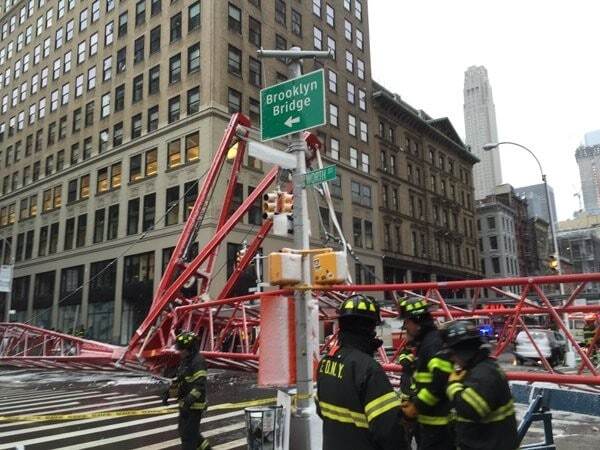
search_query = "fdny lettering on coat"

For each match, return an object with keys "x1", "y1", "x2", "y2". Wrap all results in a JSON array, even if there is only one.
[{"x1": 320, "y1": 359, "x2": 345, "y2": 379}]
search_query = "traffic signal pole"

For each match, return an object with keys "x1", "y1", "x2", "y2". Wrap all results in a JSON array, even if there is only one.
[{"x1": 257, "y1": 47, "x2": 332, "y2": 450}]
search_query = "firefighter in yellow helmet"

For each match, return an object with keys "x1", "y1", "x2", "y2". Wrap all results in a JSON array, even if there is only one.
[
  {"x1": 583, "y1": 314, "x2": 599, "y2": 364},
  {"x1": 174, "y1": 331, "x2": 211, "y2": 450},
  {"x1": 316, "y1": 294, "x2": 407, "y2": 450},
  {"x1": 398, "y1": 298, "x2": 455, "y2": 450}
]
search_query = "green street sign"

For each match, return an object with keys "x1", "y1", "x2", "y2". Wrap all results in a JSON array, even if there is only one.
[
  {"x1": 260, "y1": 69, "x2": 326, "y2": 141},
  {"x1": 305, "y1": 165, "x2": 337, "y2": 187}
]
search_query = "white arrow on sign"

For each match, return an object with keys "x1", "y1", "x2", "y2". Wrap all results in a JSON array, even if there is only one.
[{"x1": 284, "y1": 116, "x2": 301, "y2": 128}]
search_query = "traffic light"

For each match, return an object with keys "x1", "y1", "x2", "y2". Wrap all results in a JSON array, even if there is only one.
[
  {"x1": 279, "y1": 193, "x2": 294, "y2": 214},
  {"x1": 263, "y1": 192, "x2": 278, "y2": 220},
  {"x1": 236, "y1": 247, "x2": 247, "y2": 266},
  {"x1": 548, "y1": 255, "x2": 558, "y2": 273},
  {"x1": 226, "y1": 142, "x2": 239, "y2": 160}
]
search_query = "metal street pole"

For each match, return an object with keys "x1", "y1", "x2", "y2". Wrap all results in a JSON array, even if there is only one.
[
  {"x1": 484, "y1": 141, "x2": 574, "y2": 365},
  {"x1": 257, "y1": 46, "x2": 332, "y2": 450}
]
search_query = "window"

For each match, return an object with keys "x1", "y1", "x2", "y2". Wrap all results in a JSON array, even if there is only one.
[
  {"x1": 170, "y1": 12, "x2": 182, "y2": 42},
  {"x1": 351, "y1": 181, "x2": 361, "y2": 203},
  {"x1": 80, "y1": 9, "x2": 89, "y2": 31},
  {"x1": 361, "y1": 184, "x2": 372, "y2": 207},
  {"x1": 80, "y1": 174, "x2": 90, "y2": 198},
  {"x1": 168, "y1": 95, "x2": 180, "y2": 123},
  {"x1": 364, "y1": 221, "x2": 373, "y2": 249},
  {"x1": 135, "y1": 0, "x2": 146, "y2": 26},
  {"x1": 38, "y1": 226, "x2": 48, "y2": 256},
  {"x1": 113, "y1": 122, "x2": 123, "y2": 146},
  {"x1": 127, "y1": 198, "x2": 140, "y2": 235},
  {"x1": 101, "y1": 93, "x2": 110, "y2": 118},
  {"x1": 359, "y1": 89, "x2": 366, "y2": 111},
  {"x1": 94, "y1": 209, "x2": 105, "y2": 243},
  {"x1": 87, "y1": 67, "x2": 96, "y2": 90},
  {"x1": 118, "y1": 12, "x2": 128, "y2": 37},
  {"x1": 249, "y1": 97, "x2": 260, "y2": 123},
  {"x1": 228, "y1": 3, "x2": 242, "y2": 33},
  {"x1": 329, "y1": 103, "x2": 338, "y2": 127},
  {"x1": 344, "y1": 19, "x2": 352, "y2": 41},
  {"x1": 357, "y1": 58, "x2": 365, "y2": 80},
  {"x1": 89, "y1": 32, "x2": 98, "y2": 55},
  {"x1": 165, "y1": 185, "x2": 179, "y2": 226},
  {"x1": 330, "y1": 175, "x2": 342, "y2": 198},
  {"x1": 111, "y1": 162, "x2": 122, "y2": 189},
  {"x1": 228, "y1": 88, "x2": 241, "y2": 113},
  {"x1": 330, "y1": 137, "x2": 339, "y2": 160},
  {"x1": 151, "y1": 0, "x2": 161, "y2": 16},
  {"x1": 275, "y1": 0, "x2": 286, "y2": 25},
  {"x1": 291, "y1": 9, "x2": 302, "y2": 36},
  {"x1": 492, "y1": 257, "x2": 500, "y2": 274},
  {"x1": 150, "y1": 26, "x2": 160, "y2": 54},
  {"x1": 189, "y1": 1, "x2": 201, "y2": 30},
  {"x1": 169, "y1": 54, "x2": 181, "y2": 83},
  {"x1": 134, "y1": 36, "x2": 144, "y2": 64},
  {"x1": 347, "y1": 81, "x2": 355, "y2": 104},
  {"x1": 313, "y1": 26, "x2": 323, "y2": 50},
  {"x1": 146, "y1": 148, "x2": 157, "y2": 176},
  {"x1": 130, "y1": 74, "x2": 143, "y2": 103},
  {"x1": 131, "y1": 114, "x2": 142, "y2": 139},
  {"x1": 353, "y1": 218, "x2": 362, "y2": 248},
  {"x1": 326, "y1": 4, "x2": 335, "y2": 26},
  {"x1": 313, "y1": 0, "x2": 322, "y2": 17},
  {"x1": 64, "y1": 218, "x2": 75, "y2": 250},
  {"x1": 130, "y1": 154, "x2": 142, "y2": 182},
  {"x1": 360, "y1": 121, "x2": 368, "y2": 142},
  {"x1": 348, "y1": 114, "x2": 356, "y2": 136},
  {"x1": 149, "y1": 66, "x2": 160, "y2": 94},
  {"x1": 115, "y1": 84, "x2": 125, "y2": 111},
  {"x1": 249, "y1": 57, "x2": 261, "y2": 87},
  {"x1": 489, "y1": 236, "x2": 498, "y2": 250},
  {"x1": 350, "y1": 147, "x2": 358, "y2": 168},
  {"x1": 188, "y1": 43, "x2": 200, "y2": 73},
  {"x1": 355, "y1": 0, "x2": 363, "y2": 20},
  {"x1": 228, "y1": 45, "x2": 242, "y2": 76},
  {"x1": 327, "y1": 36, "x2": 336, "y2": 59},
  {"x1": 187, "y1": 87, "x2": 200, "y2": 115},
  {"x1": 345, "y1": 50, "x2": 354, "y2": 73},
  {"x1": 142, "y1": 193, "x2": 156, "y2": 231},
  {"x1": 249, "y1": 17, "x2": 261, "y2": 47},
  {"x1": 185, "y1": 132, "x2": 200, "y2": 162},
  {"x1": 107, "y1": 204, "x2": 119, "y2": 240},
  {"x1": 361, "y1": 153, "x2": 370, "y2": 173},
  {"x1": 148, "y1": 105, "x2": 159, "y2": 131},
  {"x1": 117, "y1": 46, "x2": 127, "y2": 73},
  {"x1": 168, "y1": 139, "x2": 181, "y2": 168},
  {"x1": 328, "y1": 70, "x2": 337, "y2": 93}
]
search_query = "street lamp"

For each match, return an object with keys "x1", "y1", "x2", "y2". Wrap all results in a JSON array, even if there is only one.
[
  {"x1": 482, "y1": 142, "x2": 561, "y2": 276},
  {"x1": 484, "y1": 141, "x2": 575, "y2": 366}
]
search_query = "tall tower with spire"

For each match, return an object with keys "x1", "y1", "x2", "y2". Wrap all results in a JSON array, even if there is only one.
[{"x1": 463, "y1": 66, "x2": 503, "y2": 199}]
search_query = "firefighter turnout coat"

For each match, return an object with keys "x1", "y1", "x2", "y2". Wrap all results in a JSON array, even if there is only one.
[
  {"x1": 177, "y1": 352, "x2": 208, "y2": 410},
  {"x1": 412, "y1": 328, "x2": 453, "y2": 427},
  {"x1": 316, "y1": 334, "x2": 406, "y2": 450},
  {"x1": 446, "y1": 356, "x2": 518, "y2": 450}
]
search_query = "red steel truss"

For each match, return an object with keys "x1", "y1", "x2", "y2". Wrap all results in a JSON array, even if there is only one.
[{"x1": 1, "y1": 112, "x2": 600, "y2": 388}]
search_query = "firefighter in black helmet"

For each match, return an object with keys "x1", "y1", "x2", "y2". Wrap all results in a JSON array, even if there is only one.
[
  {"x1": 442, "y1": 321, "x2": 518, "y2": 450},
  {"x1": 316, "y1": 294, "x2": 407, "y2": 450},
  {"x1": 398, "y1": 298, "x2": 455, "y2": 450},
  {"x1": 173, "y1": 331, "x2": 211, "y2": 450}
]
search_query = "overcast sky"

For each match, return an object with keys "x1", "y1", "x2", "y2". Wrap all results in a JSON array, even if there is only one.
[{"x1": 369, "y1": 0, "x2": 600, "y2": 221}]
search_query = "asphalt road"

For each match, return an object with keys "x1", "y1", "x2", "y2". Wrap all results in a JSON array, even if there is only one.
[
  {"x1": 0, "y1": 369, "x2": 276, "y2": 450},
  {"x1": 0, "y1": 367, "x2": 599, "y2": 449}
]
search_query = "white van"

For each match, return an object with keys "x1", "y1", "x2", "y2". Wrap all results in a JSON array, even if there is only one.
[{"x1": 514, "y1": 329, "x2": 567, "y2": 367}]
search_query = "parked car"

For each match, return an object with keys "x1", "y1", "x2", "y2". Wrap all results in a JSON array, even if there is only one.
[{"x1": 514, "y1": 329, "x2": 567, "y2": 367}]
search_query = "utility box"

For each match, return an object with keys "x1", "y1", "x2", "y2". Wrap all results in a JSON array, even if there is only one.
[
  {"x1": 268, "y1": 252, "x2": 302, "y2": 286},
  {"x1": 312, "y1": 251, "x2": 347, "y2": 284}
]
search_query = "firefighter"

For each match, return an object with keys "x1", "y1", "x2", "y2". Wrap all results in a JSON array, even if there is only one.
[
  {"x1": 396, "y1": 341, "x2": 419, "y2": 448},
  {"x1": 441, "y1": 321, "x2": 518, "y2": 450},
  {"x1": 398, "y1": 298, "x2": 454, "y2": 450},
  {"x1": 174, "y1": 331, "x2": 211, "y2": 450},
  {"x1": 316, "y1": 294, "x2": 407, "y2": 450}
]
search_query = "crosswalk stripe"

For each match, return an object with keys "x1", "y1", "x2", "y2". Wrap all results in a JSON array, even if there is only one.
[
  {"x1": 0, "y1": 389, "x2": 91, "y2": 406},
  {"x1": 0, "y1": 409, "x2": 244, "y2": 449},
  {"x1": 2, "y1": 392, "x2": 106, "y2": 411},
  {"x1": 65, "y1": 421, "x2": 247, "y2": 450},
  {"x1": 214, "y1": 437, "x2": 248, "y2": 450},
  {"x1": 0, "y1": 389, "x2": 57, "y2": 400},
  {"x1": 133, "y1": 422, "x2": 246, "y2": 450},
  {"x1": 0, "y1": 398, "x2": 175, "y2": 437}
]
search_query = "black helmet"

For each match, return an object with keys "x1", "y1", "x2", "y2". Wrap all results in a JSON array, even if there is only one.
[
  {"x1": 398, "y1": 297, "x2": 431, "y2": 320},
  {"x1": 338, "y1": 294, "x2": 381, "y2": 325},
  {"x1": 441, "y1": 320, "x2": 482, "y2": 348},
  {"x1": 175, "y1": 331, "x2": 198, "y2": 350}
]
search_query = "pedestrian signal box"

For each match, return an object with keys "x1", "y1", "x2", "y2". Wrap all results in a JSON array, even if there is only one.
[
  {"x1": 312, "y1": 251, "x2": 347, "y2": 285},
  {"x1": 268, "y1": 252, "x2": 302, "y2": 286}
]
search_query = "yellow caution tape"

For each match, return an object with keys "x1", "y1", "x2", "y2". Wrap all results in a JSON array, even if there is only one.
[{"x1": 0, "y1": 396, "x2": 279, "y2": 422}]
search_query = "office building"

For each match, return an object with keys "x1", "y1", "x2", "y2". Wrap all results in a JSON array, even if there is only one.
[
  {"x1": 514, "y1": 183, "x2": 557, "y2": 227},
  {"x1": 463, "y1": 65, "x2": 502, "y2": 200},
  {"x1": 575, "y1": 143, "x2": 600, "y2": 215}
]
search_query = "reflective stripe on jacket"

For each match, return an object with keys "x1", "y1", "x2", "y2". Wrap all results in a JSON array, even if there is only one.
[
  {"x1": 177, "y1": 353, "x2": 208, "y2": 411},
  {"x1": 316, "y1": 335, "x2": 407, "y2": 450},
  {"x1": 412, "y1": 328, "x2": 453, "y2": 425},
  {"x1": 446, "y1": 357, "x2": 518, "y2": 450}
]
